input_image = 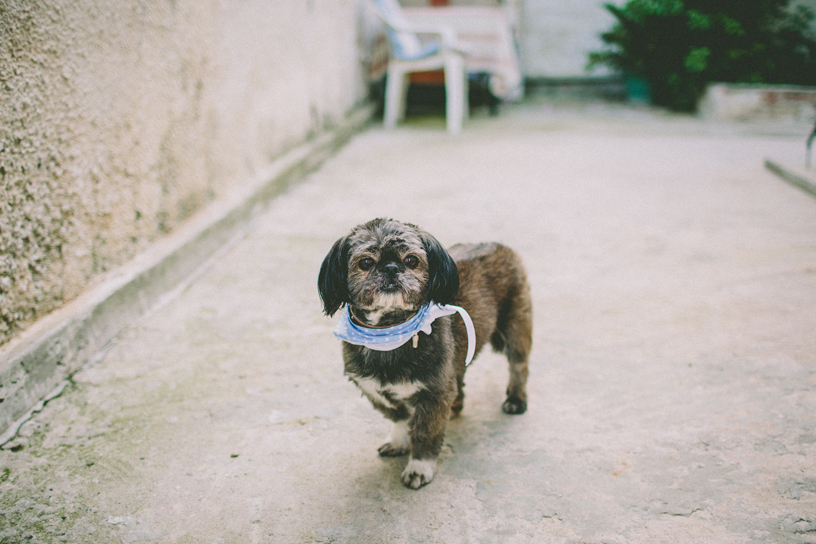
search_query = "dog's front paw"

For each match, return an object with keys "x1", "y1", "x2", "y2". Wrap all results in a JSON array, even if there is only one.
[
  {"x1": 401, "y1": 458, "x2": 436, "y2": 489},
  {"x1": 502, "y1": 395, "x2": 527, "y2": 414},
  {"x1": 378, "y1": 442, "x2": 409, "y2": 457}
]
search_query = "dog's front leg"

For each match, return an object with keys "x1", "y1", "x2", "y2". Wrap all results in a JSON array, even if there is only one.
[
  {"x1": 378, "y1": 419, "x2": 410, "y2": 457},
  {"x1": 401, "y1": 390, "x2": 451, "y2": 489}
]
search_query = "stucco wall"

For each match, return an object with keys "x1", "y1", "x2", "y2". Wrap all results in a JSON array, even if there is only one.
[{"x1": 0, "y1": 0, "x2": 368, "y2": 346}]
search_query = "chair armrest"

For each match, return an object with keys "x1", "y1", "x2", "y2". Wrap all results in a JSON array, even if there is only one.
[
  {"x1": 410, "y1": 24, "x2": 472, "y2": 55},
  {"x1": 377, "y1": 13, "x2": 461, "y2": 52},
  {"x1": 399, "y1": 23, "x2": 458, "y2": 49}
]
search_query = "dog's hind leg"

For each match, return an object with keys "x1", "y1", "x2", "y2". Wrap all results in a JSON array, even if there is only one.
[
  {"x1": 497, "y1": 285, "x2": 532, "y2": 415},
  {"x1": 503, "y1": 352, "x2": 529, "y2": 414}
]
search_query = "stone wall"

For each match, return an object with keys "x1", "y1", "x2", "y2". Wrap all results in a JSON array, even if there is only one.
[
  {"x1": 699, "y1": 84, "x2": 816, "y2": 123},
  {"x1": 0, "y1": 0, "x2": 368, "y2": 346}
]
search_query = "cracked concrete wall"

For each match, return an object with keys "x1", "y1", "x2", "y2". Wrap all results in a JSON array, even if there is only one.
[{"x1": 0, "y1": 0, "x2": 368, "y2": 346}]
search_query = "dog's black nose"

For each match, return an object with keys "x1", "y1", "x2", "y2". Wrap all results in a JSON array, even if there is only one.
[{"x1": 383, "y1": 262, "x2": 400, "y2": 278}]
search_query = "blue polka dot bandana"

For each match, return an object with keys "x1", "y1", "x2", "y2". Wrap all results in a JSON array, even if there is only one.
[{"x1": 334, "y1": 303, "x2": 475, "y2": 365}]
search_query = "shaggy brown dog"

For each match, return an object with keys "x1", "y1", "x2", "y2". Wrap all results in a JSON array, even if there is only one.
[{"x1": 318, "y1": 218, "x2": 532, "y2": 488}]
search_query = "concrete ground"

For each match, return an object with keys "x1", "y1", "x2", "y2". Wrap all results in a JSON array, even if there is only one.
[{"x1": 1, "y1": 101, "x2": 816, "y2": 544}]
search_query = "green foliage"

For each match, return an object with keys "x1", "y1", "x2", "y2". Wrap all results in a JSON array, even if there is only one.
[{"x1": 588, "y1": 0, "x2": 816, "y2": 111}]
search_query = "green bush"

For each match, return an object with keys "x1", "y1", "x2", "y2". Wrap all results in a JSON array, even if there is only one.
[{"x1": 588, "y1": 0, "x2": 816, "y2": 111}]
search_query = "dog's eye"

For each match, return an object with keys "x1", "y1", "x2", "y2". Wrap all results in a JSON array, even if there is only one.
[
  {"x1": 359, "y1": 257, "x2": 375, "y2": 271},
  {"x1": 403, "y1": 255, "x2": 419, "y2": 269}
]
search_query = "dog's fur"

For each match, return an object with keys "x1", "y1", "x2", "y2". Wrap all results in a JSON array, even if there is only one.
[{"x1": 318, "y1": 218, "x2": 532, "y2": 488}]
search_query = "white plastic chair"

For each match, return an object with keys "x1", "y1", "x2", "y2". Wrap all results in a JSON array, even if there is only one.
[{"x1": 372, "y1": 0, "x2": 468, "y2": 135}]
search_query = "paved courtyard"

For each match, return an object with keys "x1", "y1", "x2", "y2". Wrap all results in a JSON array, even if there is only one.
[{"x1": 2, "y1": 101, "x2": 815, "y2": 543}]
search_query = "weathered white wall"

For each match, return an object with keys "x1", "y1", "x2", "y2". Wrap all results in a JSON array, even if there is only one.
[
  {"x1": 0, "y1": 0, "x2": 368, "y2": 346},
  {"x1": 519, "y1": 0, "x2": 620, "y2": 79}
]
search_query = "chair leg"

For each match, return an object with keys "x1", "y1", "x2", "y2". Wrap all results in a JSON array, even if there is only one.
[
  {"x1": 384, "y1": 64, "x2": 407, "y2": 130},
  {"x1": 444, "y1": 52, "x2": 465, "y2": 135},
  {"x1": 464, "y1": 73, "x2": 470, "y2": 120},
  {"x1": 398, "y1": 73, "x2": 409, "y2": 123}
]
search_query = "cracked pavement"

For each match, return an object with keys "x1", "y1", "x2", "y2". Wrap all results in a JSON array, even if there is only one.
[{"x1": 1, "y1": 101, "x2": 815, "y2": 543}]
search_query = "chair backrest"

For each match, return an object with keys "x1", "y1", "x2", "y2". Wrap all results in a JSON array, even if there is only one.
[
  {"x1": 372, "y1": 0, "x2": 415, "y2": 27},
  {"x1": 371, "y1": 0, "x2": 425, "y2": 60}
]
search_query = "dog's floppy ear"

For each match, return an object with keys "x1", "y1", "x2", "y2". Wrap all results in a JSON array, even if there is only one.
[
  {"x1": 318, "y1": 236, "x2": 351, "y2": 316},
  {"x1": 420, "y1": 232, "x2": 459, "y2": 305}
]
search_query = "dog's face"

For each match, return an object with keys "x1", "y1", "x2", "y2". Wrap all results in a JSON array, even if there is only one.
[{"x1": 318, "y1": 218, "x2": 459, "y2": 322}]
